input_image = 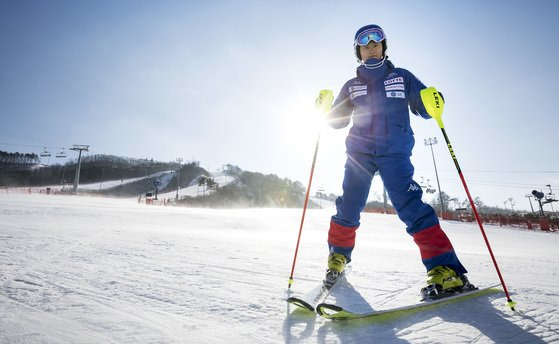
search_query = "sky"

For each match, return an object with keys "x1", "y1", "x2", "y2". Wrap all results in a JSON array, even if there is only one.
[{"x1": 1, "y1": 0, "x2": 559, "y2": 211}]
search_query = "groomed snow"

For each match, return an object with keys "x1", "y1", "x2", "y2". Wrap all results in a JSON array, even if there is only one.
[
  {"x1": 0, "y1": 194, "x2": 557, "y2": 343},
  {"x1": 0, "y1": 170, "x2": 236, "y2": 200}
]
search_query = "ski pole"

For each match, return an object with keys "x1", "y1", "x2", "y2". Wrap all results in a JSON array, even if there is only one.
[
  {"x1": 288, "y1": 89, "x2": 334, "y2": 289},
  {"x1": 420, "y1": 87, "x2": 517, "y2": 311}
]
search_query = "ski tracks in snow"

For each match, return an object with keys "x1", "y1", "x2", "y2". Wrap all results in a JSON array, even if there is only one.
[{"x1": 1, "y1": 194, "x2": 558, "y2": 343}]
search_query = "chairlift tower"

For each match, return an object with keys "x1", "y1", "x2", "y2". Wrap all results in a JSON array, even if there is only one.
[
  {"x1": 545, "y1": 184, "x2": 556, "y2": 214},
  {"x1": 424, "y1": 137, "x2": 445, "y2": 217},
  {"x1": 70, "y1": 145, "x2": 89, "y2": 194},
  {"x1": 176, "y1": 157, "x2": 183, "y2": 200},
  {"x1": 525, "y1": 194, "x2": 535, "y2": 213}
]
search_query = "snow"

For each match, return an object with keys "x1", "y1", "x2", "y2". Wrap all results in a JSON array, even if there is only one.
[
  {"x1": 78, "y1": 175, "x2": 147, "y2": 191},
  {"x1": 71, "y1": 170, "x2": 176, "y2": 191},
  {"x1": 0, "y1": 170, "x2": 236, "y2": 200},
  {"x1": 0, "y1": 171, "x2": 176, "y2": 195},
  {"x1": 157, "y1": 171, "x2": 237, "y2": 200},
  {"x1": 1, "y1": 193, "x2": 558, "y2": 343}
]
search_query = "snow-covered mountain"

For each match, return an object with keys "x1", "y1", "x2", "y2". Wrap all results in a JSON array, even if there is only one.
[{"x1": 0, "y1": 193, "x2": 557, "y2": 343}]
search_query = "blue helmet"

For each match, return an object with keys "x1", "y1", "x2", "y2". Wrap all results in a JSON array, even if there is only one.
[{"x1": 353, "y1": 24, "x2": 387, "y2": 62}]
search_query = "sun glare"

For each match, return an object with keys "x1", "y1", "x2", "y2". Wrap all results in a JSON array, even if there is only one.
[{"x1": 282, "y1": 99, "x2": 327, "y2": 150}]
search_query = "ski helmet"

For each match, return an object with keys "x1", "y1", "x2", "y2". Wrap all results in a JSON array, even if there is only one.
[{"x1": 353, "y1": 24, "x2": 387, "y2": 62}]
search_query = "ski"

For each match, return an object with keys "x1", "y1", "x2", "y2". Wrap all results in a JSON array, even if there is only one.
[
  {"x1": 287, "y1": 274, "x2": 345, "y2": 312},
  {"x1": 316, "y1": 284, "x2": 501, "y2": 321}
]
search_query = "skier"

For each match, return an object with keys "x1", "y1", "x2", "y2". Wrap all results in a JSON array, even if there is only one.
[{"x1": 324, "y1": 24, "x2": 473, "y2": 299}]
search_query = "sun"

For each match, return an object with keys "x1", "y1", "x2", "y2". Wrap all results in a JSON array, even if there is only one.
[{"x1": 281, "y1": 96, "x2": 329, "y2": 150}]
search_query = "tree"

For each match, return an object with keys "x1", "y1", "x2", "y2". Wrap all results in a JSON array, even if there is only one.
[
  {"x1": 473, "y1": 197, "x2": 485, "y2": 210},
  {"x1": 507, "y1": 197, "x2": 516, "y2": 213},
  {"x1": 206, "y1": 178, "x2": 218, "y2": 191},
  {"x1": 0, "y1": 150, "x2": 40, "y2": 165},
  {"x1": 198, "y1": 176, "x2": 207, "y2": 196},
  {"x1": 430, "y1": 191, "x2": 458, "y2": 211},
  {"x1": 223, "y1": 164, "x2": 242, "y2": 177},
  {"x1": 450, "y1": 198, "x2": 462, "y2": 210}
]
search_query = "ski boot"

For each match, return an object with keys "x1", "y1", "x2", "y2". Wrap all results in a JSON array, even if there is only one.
[
  {"x1": 323, "y1": 253, "x2": 346, "y2": 289},
  {"x1": 420, "y1": 266, "x2": 476, "y2": 300}
]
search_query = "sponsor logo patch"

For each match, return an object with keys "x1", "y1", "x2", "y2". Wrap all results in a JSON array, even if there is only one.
[
  {"x1": 350, "y1": 90, "x2": 367, "y2": 99},
  {"x1": 349, "y1": 85, "x2": 367, "y2": 92},
  {"x1": 385, "y1": 84, "x2": 405, "y2": 91},
  {"x1": 386, "y1": 91, "x2": 405, "y2": 99},
  {"x1": 384, "y1": 77, "x2": 404, "y2": 85}
]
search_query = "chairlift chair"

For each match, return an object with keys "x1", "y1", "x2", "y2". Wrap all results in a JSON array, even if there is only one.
[
  {"x1": 40, "y1": 147, "x2": 51, "y2": 157},
  {"x1": 56, "y1": 150, "x2": 67, "y2": 158}
]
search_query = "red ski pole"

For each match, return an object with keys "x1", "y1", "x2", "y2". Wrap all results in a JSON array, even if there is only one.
[
  {"x1": 420, "y1": 87, "x2": 517, "y2": 311},
  {"x1": 288, "y1": 90, "x2": 334, "y2": 289}
]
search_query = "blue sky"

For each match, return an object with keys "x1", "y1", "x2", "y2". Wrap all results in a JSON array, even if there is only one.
[{"x1": 1, "y1": 0, "x2": 558, "y2": 211}]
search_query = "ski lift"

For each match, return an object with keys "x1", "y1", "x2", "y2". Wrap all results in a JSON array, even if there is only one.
[
  {"x1": 56, "y1": 149, "x2": 67, "y2": 158},
  {"x1": 423, "y1": 178, "x2": 436, "y2": 194},
  {"x1": 40, "y1": 147, "x2": 51, "y2": 157}
]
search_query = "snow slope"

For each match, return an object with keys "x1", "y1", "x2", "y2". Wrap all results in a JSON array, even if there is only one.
[
  {"x1": 0, "y1": 194, "x2": 557, "y2": 343},
  {"x1": 157, "y1": 171, "x2": 237, "y2": 200},
  {"x1": 0, "y1": 170, "x2": 236, "y2": 201},
  {"x1": 59, "y1": 170, "x2": 176, "y2": 192},
  {"x1": 0, "y1": 170, "x2": 175, "y2": 194}
]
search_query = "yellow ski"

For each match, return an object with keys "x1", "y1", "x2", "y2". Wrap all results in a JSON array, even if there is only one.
[{"x1": 316, "y1": 284, "x2": 501, "y2": 321}]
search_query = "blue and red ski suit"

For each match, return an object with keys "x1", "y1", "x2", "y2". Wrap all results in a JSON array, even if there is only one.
[{"x1": 327, "y1": 58, "x2": 467, "y2": 275}]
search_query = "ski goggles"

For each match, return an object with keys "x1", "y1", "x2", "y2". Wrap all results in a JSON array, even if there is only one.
[{"x1": 355, "y1": 28, "x2": 385, "y2": 46}]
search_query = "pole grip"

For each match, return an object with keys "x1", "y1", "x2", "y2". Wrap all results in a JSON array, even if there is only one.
[
  {"x1": 315, "y1": 90, "x2": 334, "y2": 113},
  {"x1": 420, "y1": 87, "x2": 445, "y2": 128}
]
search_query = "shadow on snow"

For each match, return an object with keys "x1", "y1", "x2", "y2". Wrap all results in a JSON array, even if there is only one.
[{"x1": 282, "y1": 280, "x2": 546, "y2": 343}]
